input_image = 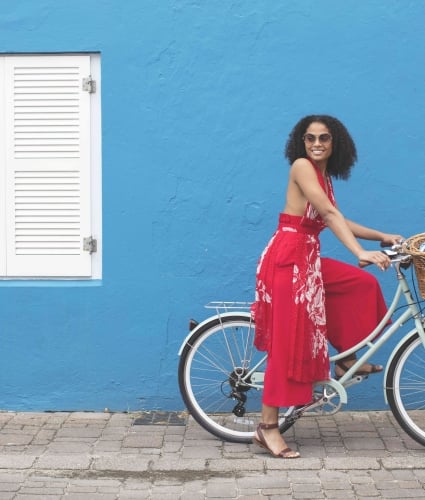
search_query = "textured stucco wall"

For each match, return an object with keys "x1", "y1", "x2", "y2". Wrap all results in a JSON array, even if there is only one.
[{"x1": 0, "y1": 0, "x2": 424, "y2": 411}]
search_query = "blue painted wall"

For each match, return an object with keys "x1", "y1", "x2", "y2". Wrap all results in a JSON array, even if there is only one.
[{"x1": 0, "y1": 0, "x2": 424, "y2": 411}]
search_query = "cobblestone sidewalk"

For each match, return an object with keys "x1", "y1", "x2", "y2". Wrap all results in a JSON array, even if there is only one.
[{"x1": 0, "y1": 410, "x2": 424, "y2": 499}]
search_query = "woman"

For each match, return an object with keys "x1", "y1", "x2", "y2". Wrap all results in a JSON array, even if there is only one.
[{"x1": 251, "y1": 115, "x2": 402, "y2": 459}]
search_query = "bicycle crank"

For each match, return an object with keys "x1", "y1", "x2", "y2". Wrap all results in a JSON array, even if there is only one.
[{"x1": 301, "y1": 379, "x2": 348, "y2": 416}]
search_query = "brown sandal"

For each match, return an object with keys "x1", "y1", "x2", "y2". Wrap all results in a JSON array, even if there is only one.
[
  {"x1": 335, "y1": 353, "x2": 383, "y2": 380},
  {"x1": 252, "y1": 423, "x2": 300, "y2": 459}
]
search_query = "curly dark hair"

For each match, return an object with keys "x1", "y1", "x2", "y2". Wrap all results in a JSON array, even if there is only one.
[{"x1": 284, "y1": 115, "x2": 357, "y2": 180}]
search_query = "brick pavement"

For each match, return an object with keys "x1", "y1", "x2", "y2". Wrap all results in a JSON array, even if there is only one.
[{"x1": 0, "y1": 410, "x2": 424, "y2": 499}]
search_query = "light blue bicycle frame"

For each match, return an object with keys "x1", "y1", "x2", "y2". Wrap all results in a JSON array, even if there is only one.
[{"x1": 195, "y1": 257, "x2": 425, "y2": 408}]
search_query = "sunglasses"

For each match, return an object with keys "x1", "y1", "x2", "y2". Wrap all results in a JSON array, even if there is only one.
[{"x1": 302, "y1": 133, "x2": 332, "y2": 144}]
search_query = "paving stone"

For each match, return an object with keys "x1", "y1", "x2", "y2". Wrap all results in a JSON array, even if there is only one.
[
  {"x1": 0, "y1": 455, "x2": 36, "y2": 469},
  {"x1": 13, "y1": 495, "x2": 62, "y2": 499},
  {"x1": 93, "y1": 454, "x2": 150, "y2": 472},
  {"x1": 267, "y1": 457, "x2": 322, "y2": 470},
  {"x1": 382, "y1": 457, "x2": 425, "y2": 469},
  {"x1": 151, "y1": 457, "x2": 206, "y2": 471},
  {"x1": 324, "y1": 457, "x2": 381, "y2": 470},
  {"x1": 19, "y1": 487, "x2": 64, "y2": 495},
  {"x1": 0, "y1": 434, "x2": 34, "y2": 446},
  {"x1": 206, "y1": 478, "x2": 237, "y2": 498},
  {"x1": 180, "y1": 493, "x2": 205, "y2": 500},
  {"x1": 239, "y1": 473, "x2": 289, "y2": 489},
  {"x1": 182, "y1": 445, "x2": 221, "y2": 459},
  {"x1": 93, "y1": 441, "x2": 123, "y2": 452},
  {"x1": 35, "y1": 453, "x2": 91, "y2": 470},
  {"x1": 122, "y1": 433, "x2": 163, "y2": 448},
  {"x1": 119, "y1": 493, "x2": 152, "y2": 500},
  {"x1": 0, "y1": 494, "x2": 15, "y2": 500},
  {"x1": 208, "y1": 458, "x2": 264, "y2": 472},
  {"x1": 0, "y1": 483, "x2": 19, "y2": 492},
  {"x1": 352, "y1": 483, "x2": 381, "y2": 497},
  {"x1": 45, "y1": 442, "x2": 93, "y2": 453},
  {"x1": 63, "y1": 495, "x2": 116, "y2": 500}
]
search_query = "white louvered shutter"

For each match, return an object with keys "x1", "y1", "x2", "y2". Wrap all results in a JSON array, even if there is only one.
[{"x1": 4, "y1": 55, "x2": 92, "y2": 277}]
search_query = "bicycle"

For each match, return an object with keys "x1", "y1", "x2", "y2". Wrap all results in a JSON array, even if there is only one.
[{"x1": 178, "y1": 236, "x2": 425, "y2": 445}]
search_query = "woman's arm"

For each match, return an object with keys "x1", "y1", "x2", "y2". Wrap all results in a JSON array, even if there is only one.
[
  {"x1": 290, "y1": 159, "x2": 391, "y2": 269},
  {"x1": 345, "y1": 219, "x2": 402, "y2": 246}
]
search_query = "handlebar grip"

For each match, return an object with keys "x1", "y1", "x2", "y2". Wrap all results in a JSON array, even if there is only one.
[{"x1": 359, "y1": 249, "x2": 397, "y2": 268}]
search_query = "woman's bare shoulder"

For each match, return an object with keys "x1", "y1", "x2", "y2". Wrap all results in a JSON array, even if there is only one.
[{"x1": 290, "y1": 158, "x2": 315, "y2": 177}]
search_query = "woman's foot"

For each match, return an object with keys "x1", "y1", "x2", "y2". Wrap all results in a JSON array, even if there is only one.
[
  {"x1": 252, "y1": 423, "x2": 300, "y2": 459},
  {"x1": 335, "y1": 354, "x2": 383, "y2": 380}
]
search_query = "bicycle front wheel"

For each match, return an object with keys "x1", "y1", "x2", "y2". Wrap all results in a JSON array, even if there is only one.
[
  {"x1": 178, "y1": 314, "x2": 295, "y2": 443},
  {"x1": 386, "y1": 332, "x2": 425, "y2": 446}
]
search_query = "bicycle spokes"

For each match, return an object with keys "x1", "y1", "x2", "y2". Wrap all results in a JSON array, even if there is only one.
[{"x1": 178, "y1": 315, "x2": 296, "y2": 443}]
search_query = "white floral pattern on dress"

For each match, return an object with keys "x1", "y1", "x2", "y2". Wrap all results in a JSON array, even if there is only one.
[{"x1": 293, "y1": 234, "x2": 328, "y2": 360}]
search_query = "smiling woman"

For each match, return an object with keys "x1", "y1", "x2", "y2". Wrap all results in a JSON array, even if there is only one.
[
  {"x1": 250, "y1": 114, "x2": 403, "y2": 459},
  {"x1": 302, "y1": 122, "x2": 334, "y2": 181},
  {"x1": 285, "y1": 115, "x2": 357, "y2": 180}
]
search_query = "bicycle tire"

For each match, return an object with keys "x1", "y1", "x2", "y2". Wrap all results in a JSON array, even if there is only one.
[
  {"x1": 178, "y1": 314, "x2": 296, "y2": 443},
  {"x1": 386, "y1": 332, "x2": 425, "y2": 446}
]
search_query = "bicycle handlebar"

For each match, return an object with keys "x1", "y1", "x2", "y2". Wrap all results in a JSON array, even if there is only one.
[{"x1": 358, "y1": 241, "x2": 410, "y2": 269}]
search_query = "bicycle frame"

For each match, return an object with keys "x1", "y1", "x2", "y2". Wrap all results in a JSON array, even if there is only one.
[
  {"x1": 332, "y1": 258, "x2": 425, "y2": 389},
  {"x1": 179, "y1": 256, "x2": 425, "y2": 407}
]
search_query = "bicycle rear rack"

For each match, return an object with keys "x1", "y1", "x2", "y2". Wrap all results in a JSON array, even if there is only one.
[{"x1": 205, "y1": 301, "x2": 252, "y2": 312}]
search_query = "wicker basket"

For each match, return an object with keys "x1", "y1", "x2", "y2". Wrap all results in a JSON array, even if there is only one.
[{"x1": 403, "y1": 233, "x2": 425, "y2": 299}]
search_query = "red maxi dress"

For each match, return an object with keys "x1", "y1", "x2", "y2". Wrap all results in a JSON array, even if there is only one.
[{"x1": 251, "y1": 160, "x2": 388, "y2": 407}]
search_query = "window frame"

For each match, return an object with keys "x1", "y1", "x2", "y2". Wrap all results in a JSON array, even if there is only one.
[{"x1": 0, "y1": 52, "x2": 102, "y2": 281}]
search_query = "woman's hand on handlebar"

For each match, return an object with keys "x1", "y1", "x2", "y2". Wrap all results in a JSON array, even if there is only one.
[
  {"x1": 358, "y1": 250, "x2": 391, "y2": 271},
  {"x1": 380, "y1": 233, "x2": 404, "y2": 247}
]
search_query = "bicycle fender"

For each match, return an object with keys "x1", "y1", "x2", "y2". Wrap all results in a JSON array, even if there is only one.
[
  {"x1": 177, "y1": 311, "x2": 252, "y2": 356},
  {"x1": 383, "y1": 327, "x2": 418, "y2": 404}
]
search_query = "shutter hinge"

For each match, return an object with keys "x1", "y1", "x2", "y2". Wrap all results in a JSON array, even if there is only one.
[
  {"x1": 82, "y1": 76, "x2": 96, "y2": 93},
  {"x1": 83, "y1": 236, "x2": 97, "y2": 254}
]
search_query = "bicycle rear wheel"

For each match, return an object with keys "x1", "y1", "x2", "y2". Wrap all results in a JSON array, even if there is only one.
[
  {"x1": 178, "y1": 314, "x2": 296, "y2": 443},
  {"x1": 386, "y1": 332, "x2": 425, "y2": 446}
]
